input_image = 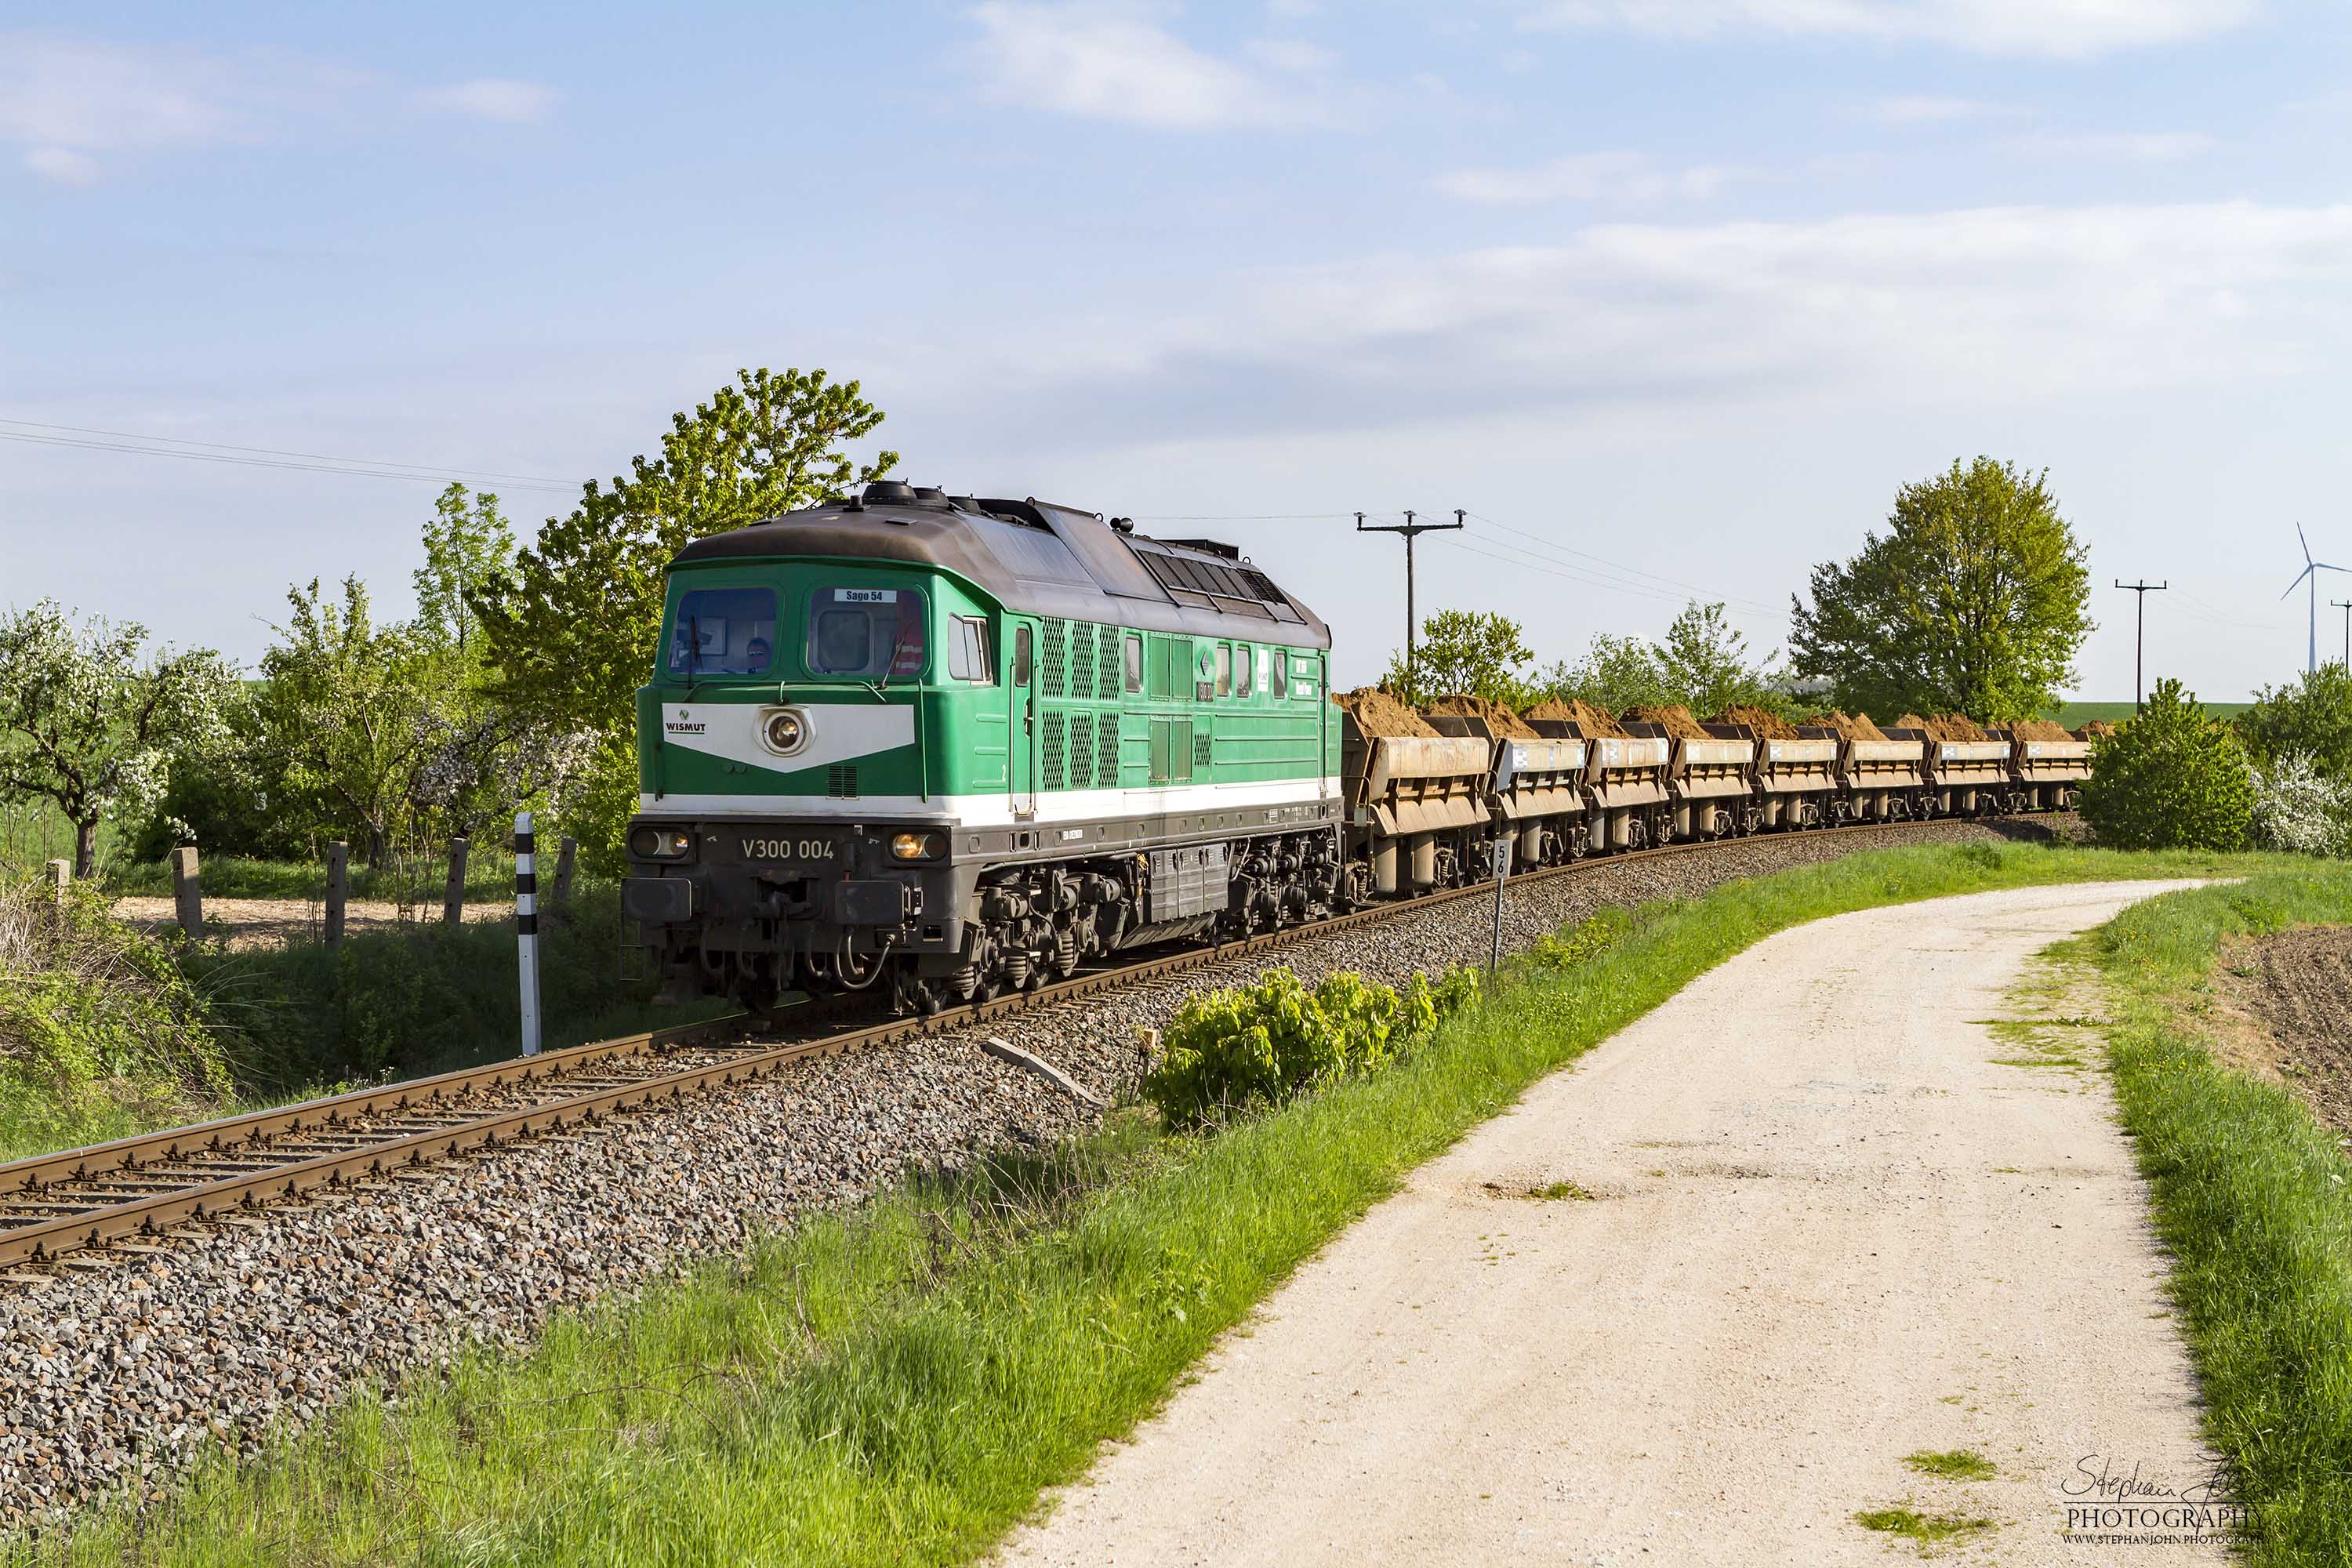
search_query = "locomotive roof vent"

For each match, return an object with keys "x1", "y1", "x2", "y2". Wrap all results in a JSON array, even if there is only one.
[
  {"x1": 910, "y1": 486, "x2": 954, "y2": 506},
  {"x1": 862, "y1": 480, "x2": 917, "y2": 506}
]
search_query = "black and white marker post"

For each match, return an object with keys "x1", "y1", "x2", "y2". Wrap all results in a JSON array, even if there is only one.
[
  {"x1": 1489, "y1": 833, "x2": 1511, "y2": 973},
  {"x1": 515, "y1": 811, "x2": 543, "y2": 1058}
]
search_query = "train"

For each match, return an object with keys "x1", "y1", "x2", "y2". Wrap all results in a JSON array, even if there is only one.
[{"x1": 619, "y1": 481, "x2": 2089, "y2": 1014}]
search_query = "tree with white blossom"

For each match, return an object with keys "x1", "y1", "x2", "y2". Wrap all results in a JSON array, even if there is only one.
[{"x1": 0, "y1": 602, "x2": 234, "y2": 877}]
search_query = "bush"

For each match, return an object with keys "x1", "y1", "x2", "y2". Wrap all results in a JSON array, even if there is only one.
[
  {"x1": 1145, "y1": 965, "x2": 1479, "y2": 1127},
  {"x1": 2078, "y1": 678, "x2": 2254, "y2": 851},
  {"x1": 2250, "y1": 753, "x2": 2352, "y2": 857},
  {"x1": 0, "y1": 877, "x2": 233, "y2": 1149},
  {"x1": 2240, "y1": 663, "x2": 2352, "y2": 782}
]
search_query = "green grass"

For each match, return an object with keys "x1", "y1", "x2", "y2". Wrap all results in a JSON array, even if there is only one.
[
  {"x1": 0, "y1": 879, "x2": 722, "y2": 1167},
  {"x1": 1902, "y1": 1449, "x2": 1996, "y2": 1481},
  {"x1": 24, "y1": 837, "x2": 2283, "y2": 1567},
  {"x1": 2060, "y1": 867, "x2": 2352, "y2": 1565},
  {"x1": 177, "y1": 885, "x2": 726, "y2": 1094},
  {"x1": 1853, "y1": 1505, "x2": 1995, "y2": 1548},
  {"x1": 2049, "y1": 699, "x2": 2252, "y2": 727}
]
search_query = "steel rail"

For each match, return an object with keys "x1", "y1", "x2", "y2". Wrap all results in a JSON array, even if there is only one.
[{"x1": 0, "y1": 813, "x2": 2063, "y2": 1272}]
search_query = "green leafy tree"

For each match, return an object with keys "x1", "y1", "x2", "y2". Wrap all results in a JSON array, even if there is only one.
[
  {"x1": 1378, "y1": 610, "x2": 1534, "y2": 706},
  {"x1": 1790, "y1": 457, "x2": 2091, "y2": 722},
  {"x1": 2078, "y1": 678, "x2": 2252, "y2": 851},
  {"x1": 477, "y1": 367, "x2": 898, "y2": 737},
  {"x1": 259, "y1": 577, "x2": 437, "y2": 867},
  {"x1": 1657, "y1": 601, "x2": 1786, "y2": 717},
  {"x1": 414, "y1": 483, "x2": 515, "y2": 656},
  {"x1": 2238, "y1": 663, "x2": 2352, "y2": 782},
  {"x1": 1536, "y1": 634, "x2": 1672, "y2": 713},
  {"x1": 475, "y1": 368, "x2": 896, "y2": 870},
  {"x1": 0, "y1": 602, "x2": 234, "y2": 877}
]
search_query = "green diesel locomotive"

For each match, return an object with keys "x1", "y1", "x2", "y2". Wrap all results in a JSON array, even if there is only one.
[{"x1": 621, "y1": 481, "x2": 1341, "y2": 1014}]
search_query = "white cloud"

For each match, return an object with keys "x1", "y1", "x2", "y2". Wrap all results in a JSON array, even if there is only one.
[
  {"x1": 1436, "y1": 151, "x2": 1745, "y2": 205},
  {"x1": 967, "y1": 2, "x2": 1344, "y2": 128},
  {"x1": 963, "y1": 202, "x2": 2352, "y2": 451},
  {"x1": 0, "y1": 33, "x2": 250, "y2": 180},
  {"x1": 413, "y1": 78, "x2": 557, "y2": 123},
  {"x1": 21, "y1": 146, "x2": 98, "y2": 184},
  {"x1": 0, "y1": 33, "x2": 554, "y2": 182},
  {"x1": 1864, "y1": 93, "x2": 2026, "y2": 122},
  {"x1": 2001, "y1": 129, "x2": 2216, "y2": 162},
  {"x1": 1512, "y1": 0, "x2": 2258, "y2": 57}
]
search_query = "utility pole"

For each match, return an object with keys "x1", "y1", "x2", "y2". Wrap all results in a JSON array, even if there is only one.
[
  {"x1": 2114, "y1": 579, "x2": 2168, "y2": 712},
  {"x1": 1356, "y1": 507, "x2": 1464, "y2": 688},
  {"x1": 2335, "y1": 600, "x2": 2352, "y2": 670}
]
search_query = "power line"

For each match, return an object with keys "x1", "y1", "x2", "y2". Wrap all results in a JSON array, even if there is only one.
[
  {"x1": 1439, "y1": 532, "x2": 1793, "y2": 626},
  {"x1": 1443, "y1": 532, "x2": 1690, "y2": 606},
  {"x1": 0, "y1": 420, "x2": 580, "y2": 492},
  {"x1": 1465, "y1": 510, "x2": 1788, "y2": 616}
]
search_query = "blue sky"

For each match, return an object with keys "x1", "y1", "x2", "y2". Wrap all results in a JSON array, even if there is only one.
[{"x1": 5, "y1": 1, "x2": 2350, "y2": 699}]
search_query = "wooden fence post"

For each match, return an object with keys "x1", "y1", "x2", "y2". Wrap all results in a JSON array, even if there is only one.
[
  {"x1": 443, "y1": 837, "x2": 469, "y2": 927},
  {"x1": 552, "y1": 837, "x2": 577, "y2": 912},
  {"x1": 325, "y1": 842, "x2": 349, "y2": 946},
  {"x1": 171, "y1": 846, "x2": 204, "y2": 938},
  {"x1": 45, "y1": 858, "x2": 69, "y2": 909}
]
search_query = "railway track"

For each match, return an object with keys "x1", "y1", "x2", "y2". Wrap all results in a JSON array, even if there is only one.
[{"x1": 0, "y1": 815, "x2": 2067, "y2": 1276}]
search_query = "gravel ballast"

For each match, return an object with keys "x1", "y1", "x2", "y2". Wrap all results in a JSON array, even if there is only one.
[{"x1": 2, "y1": 819, "x2": 2045, "y2": 1527}]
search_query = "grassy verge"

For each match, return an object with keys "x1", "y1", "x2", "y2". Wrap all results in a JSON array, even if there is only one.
[
  {"x1": 2063, "y1": 867, "x2": 2352, "y2": 1565},
  {"x1": 26, "y1": 837, "x2": 2278, "y2": 1567},
  {"x1": 0, "y1": 877, "x2": 721, "y2": 1164},
  {"x1": 178, "y1": 884, "x2": 722, "y2": 1093}
]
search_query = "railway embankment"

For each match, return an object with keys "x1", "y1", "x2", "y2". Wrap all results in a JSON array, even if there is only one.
[{"x1": 11, "y1": 829, "x2": 2303, "y2": 1564}]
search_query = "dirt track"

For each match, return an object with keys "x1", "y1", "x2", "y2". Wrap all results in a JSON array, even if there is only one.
[
  {"x1": 111, "y1": 896, "x2": 509, "y2": 951},
  {"x1": 1001, "y1": 882, "x2": 2224, "y2": 1566}
]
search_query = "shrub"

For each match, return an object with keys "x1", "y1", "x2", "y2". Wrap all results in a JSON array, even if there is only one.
[
  {"x1": 2250, "y1": 753, "x2": 2352, "y2": 857},
  {"x1": 1144, "y1": 964, "x2": 1478, "y2": 1127},
  {"x1": 0, "y1": 877, "x2": 233, "y2": 1145},
  {"x1": 2240, "y1": 663, "x2": 2352, "y2": 782},
  {"x1": 2078, "y1": 678, "x2": 2254, "y2": 851}
]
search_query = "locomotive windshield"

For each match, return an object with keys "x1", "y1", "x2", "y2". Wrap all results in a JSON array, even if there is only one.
[
  {"x1": 806, "y1": 586, "x2": 927, "y2": 678},
  {"x1": 666, "y1": 587, "x2": 777, "y2": 677}
]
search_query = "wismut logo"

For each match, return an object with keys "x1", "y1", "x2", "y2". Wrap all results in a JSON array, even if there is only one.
[{"x1": 665, "y1": 720, "x2": 706, "y2": 735}]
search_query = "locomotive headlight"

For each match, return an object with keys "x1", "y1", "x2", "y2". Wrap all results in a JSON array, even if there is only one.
[
  {"x1": 889, "y1": 831, "x2": 943, "y2": 862},
  {"x1": 630, "y1": 826, "x2": 694, "y2": 860},
  {"x1": 763, "y1": 709, "x2": 808, "y2": 755}
]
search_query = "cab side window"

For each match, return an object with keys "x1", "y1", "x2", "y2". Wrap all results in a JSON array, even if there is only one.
[
  {"x1": 1271, "y1": 649, "x2": 1289, "y2": 699},
  {"x1": 1123, "y1": 633, "x2": 1143, "y2": 694},
  {"x1": 946, "y1": 616, "x2": 994, "y2": 683},
  {"x1": 1214, "y1": 644, "x2": 1232, "y2": 697},
  {"x1": 1234, "y1": 644, "x2": 1253, "y2": 698}
]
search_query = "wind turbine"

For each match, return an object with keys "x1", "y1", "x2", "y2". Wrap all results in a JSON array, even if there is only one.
[{"x1": 2282, "y1": 523, "x2": 2351, "y2": 674}]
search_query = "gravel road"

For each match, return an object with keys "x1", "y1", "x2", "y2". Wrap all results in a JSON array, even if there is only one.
[
  {"x1": 4, "y1": 818, "x2": 2040, "y2": 1527},
  {"x1": 999, "y1": 880, "x2": 2223, "y2": 1567}
]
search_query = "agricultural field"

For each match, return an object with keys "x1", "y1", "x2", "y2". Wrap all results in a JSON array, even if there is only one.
[{"x1": 2050, "y1": 699, "x2": 2252, "y2": 727}]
